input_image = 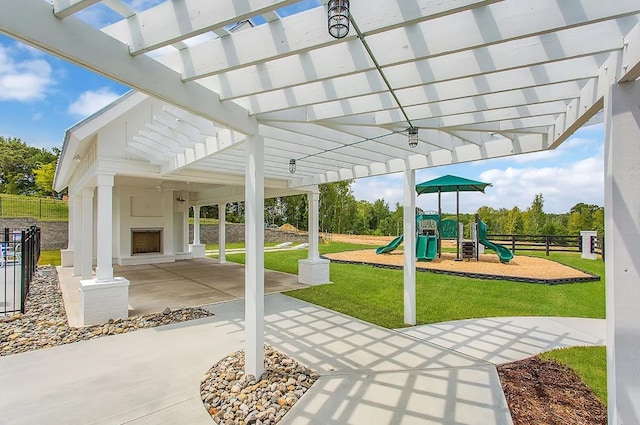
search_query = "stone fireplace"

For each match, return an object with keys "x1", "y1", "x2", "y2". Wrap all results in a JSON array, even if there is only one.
[{"x1": 131, "y1": 228, "x2": 162, "y2": 255}]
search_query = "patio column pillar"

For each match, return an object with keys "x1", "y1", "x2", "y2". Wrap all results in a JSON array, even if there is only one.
[
  {"x1": 189, "y1": 205, "x2": 205, "y2": 258},
  {"x1": 69, "y1": 195, "x2": 82, "y2": 276},
  {"x1": 95, "y1": 173, "x2": 114, "y2": 282},
  {"x1": 193, "y1": 206, "x2": 201, "y2": 244},
  {"x1": 604, "y1": 78, "x2": 640, "y2": 424},
  {"x1": 80, "y1": 187, "x2": 94, "y2": 280},
  {"x1": 403, "y1": 167, "x2": 416, "y2": 325},
  {"x1": 218, "y1": 203, "x2": 226, "y2": 264},
  {"x1": 79, "y1": 173, "x2": 129, "y2": 326},
  {"x1": 61, "y1": 193, "x2": 75, "y2": 267},
  {"x1": 298, "y1": 186, "x2": 330, "y2": 285},
  {"x1": 72, "y1": 193, "x2": 82, "y2": 275},
  {"x1": 245, "y1": 135, "x2": 264, "y2": 379}
]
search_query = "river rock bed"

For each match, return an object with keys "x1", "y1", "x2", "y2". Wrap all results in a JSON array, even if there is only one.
[
  {"x1": 1, "y1": 266, "x2": 213, "y2": 356},
  {"x1": 201, "y1": 346, "x2": 318, "y2": 425}
]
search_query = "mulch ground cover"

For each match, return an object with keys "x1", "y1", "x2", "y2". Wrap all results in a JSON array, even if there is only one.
[{"x1": 498, "y1": 357, "x2": 606, "y2": 425}]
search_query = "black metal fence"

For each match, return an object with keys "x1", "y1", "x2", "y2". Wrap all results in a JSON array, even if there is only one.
[
  {"x1": 487, "y1": 233, "x2": 604, "y2": 258},
  {"x1": 0, "y1": 195, "x2": 68, "y2": 220},
  {"x1": 1, "y1": 226, "x2": 41, "y2": 315}
]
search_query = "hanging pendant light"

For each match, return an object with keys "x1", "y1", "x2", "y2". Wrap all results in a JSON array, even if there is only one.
[
  {"x1": 408, "y1": 127, "x2": 419, "y2": 148},
  {"x1": 328, "y1": 0, "x2": 350, "y2": 39},
  {"x1": 289, "y1": 159, "x2": 297, "y2": 174}
]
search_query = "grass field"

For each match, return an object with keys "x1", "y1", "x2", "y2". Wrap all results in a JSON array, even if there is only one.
[{"x1": 224, "y1": 242, "x2": 605, "y2": 329}]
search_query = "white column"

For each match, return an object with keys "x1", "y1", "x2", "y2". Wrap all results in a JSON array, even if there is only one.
[
  {"x1": 95, "y1": 174, "x2": 114, "y2": 282},
  {"x1": 61, "y1": 194, "x2": 75, "y2": 267},
  {"x1": 188, "y1": 205, "x2": 206, "y2": 258},
  {"x1": 79, "y1": 174, "x2": 128, "y2": 326},
  {"x1": 245, "y1": 135, "x2": 265, "y2": 379},
  {"x1": 604, "y1": 79, "x2": 640, "y2": 424},
  {"x1": 80, "y1": 187, "x2": 94, "y2": 279},
  {"x1": 298, "y1": 187, "x2": 330, "y2": 284},
  {"x1": 193, "y1": 206, "x2": 201, "y2": 244},
  {"x1": 403, "y1": 168, "x2": 416, "y2": 325},
  {"x1": 219, "y1": 203, "x2": 226, "y2": 264},
  {"x1": 72, "y1": 193, "x2": 82, "y2": 275}
]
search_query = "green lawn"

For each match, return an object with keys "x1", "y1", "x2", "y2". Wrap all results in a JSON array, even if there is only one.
[
  {"x1": 540, "y1": 346, "x2": 607, "y2": 404},
  {"x1": 38, "y1": 250, "x2": 61, "y2": 266},
  {"x1": 226, "y1": 242, "x2": 605, "y2": 329}
]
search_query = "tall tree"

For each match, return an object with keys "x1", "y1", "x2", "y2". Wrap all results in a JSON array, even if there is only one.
[
  {"x1": 34, "y1": 162, "x2": 57, "y2": 196},
  {"x1": 524, "y1": 194, "x2": 546, "y2": 234},
  {"x1": 0, "y1": 136, "x2": 58, "y2": 196}
]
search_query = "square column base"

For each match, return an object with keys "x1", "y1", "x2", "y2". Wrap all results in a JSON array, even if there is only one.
[
  {"x1": 80, "y1": 277, "x2": 130, "y2": 326},
  {"x1": 298, "y1": 259, "x2": 331, "y2": 285},
  {"x1": 189, "y1": 244, "x2": 206, "y2": 258},
  {"x1": 61, "y1": 249, "x2": 74, "y2": 267}
]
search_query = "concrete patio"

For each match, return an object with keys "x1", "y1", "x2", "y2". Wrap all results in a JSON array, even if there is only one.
[{"x1": 57, "y1": 257, "x2": 307, "y2": 327}]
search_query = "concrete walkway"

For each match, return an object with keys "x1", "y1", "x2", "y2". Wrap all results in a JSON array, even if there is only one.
[{"x1": 0, "y1": 295, "x2": 605, "y2": 425}]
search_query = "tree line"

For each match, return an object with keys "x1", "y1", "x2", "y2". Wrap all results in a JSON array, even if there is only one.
[
  {"x1": 5, "y1": 136, "x2": 603, "y2": 235},
  {"x1": 215, "y1": 182, "x2": 604, "y2": 237}
]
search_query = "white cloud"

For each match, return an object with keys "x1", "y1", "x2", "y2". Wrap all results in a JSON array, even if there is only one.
[
  {"x1": 352, "y1": 148, "x2": 604, "y2": 214},
  {"x1": 0, "y1": 45, "x2": 53, "y2": 101},
  {"x1": 68, "y1": 88, "x2": 120, "y2": 116},
  {"x1": 477, "y1": 154, "x2": 604, "y2": 213}
]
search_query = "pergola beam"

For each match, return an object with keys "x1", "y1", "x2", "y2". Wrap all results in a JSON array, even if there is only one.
[{"x1": 102, "y1": 0, "x2": 298, "y2": 55}]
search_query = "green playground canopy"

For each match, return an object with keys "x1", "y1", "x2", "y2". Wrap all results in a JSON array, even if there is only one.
[
  {"x1": 415, "y1": 175, "x2": 492, "y2": 195},
  {"x1": 415, "y1": 175, "x2": 492, "y2": 260}
]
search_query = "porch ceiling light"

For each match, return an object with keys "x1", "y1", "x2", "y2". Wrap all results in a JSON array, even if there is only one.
[
  {"x1": 328, "y1": 0, "x2": 350, "y2": 39},
  {"x1": 408, "y1": 127, "x2": 419, "y2": 148},
  {"x1": 289, "y1": 159, "x2": 297, "y2": 174}
]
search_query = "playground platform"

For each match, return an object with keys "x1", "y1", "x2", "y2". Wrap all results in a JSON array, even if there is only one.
[{"x1": 323, "y1": 250, "x2": 600, "y2": 285}]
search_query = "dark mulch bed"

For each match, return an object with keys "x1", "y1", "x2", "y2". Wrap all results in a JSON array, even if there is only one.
[{"x1": 498, "y1": 357, "x2": 606, "y2": 425}]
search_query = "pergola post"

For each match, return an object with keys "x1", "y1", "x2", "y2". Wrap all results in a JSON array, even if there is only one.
[
  {"x1": 189, "y1": 205, "x2": 206, "y2": 258},
  {"x1": 218, "y1": 203, "x2": 226, "y2": 264},
  {"x1": 298, "y1": 186, "x2": 330, "y2": 285},
  {"x1": 604, "y1": 79, "x2": 640, "y2": 424},
  {"x1": 245, "y1": 135, "x2": 265, "y2": 379},
  {"x1": 403, "y1": 167, "x2": 416, "y2": 325}
]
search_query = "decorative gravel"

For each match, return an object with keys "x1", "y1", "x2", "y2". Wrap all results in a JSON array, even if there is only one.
[
  {"x1": 1, "y1": 266, "x2": 213, "y2": 356},
  {"x1": 201, "y1": 346, "x2": 319, "y2": 425}
]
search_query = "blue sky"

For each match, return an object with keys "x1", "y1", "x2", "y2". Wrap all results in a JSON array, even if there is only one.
[{"x1": 0, "y1": 0, "x2": 604, "y2": 214}]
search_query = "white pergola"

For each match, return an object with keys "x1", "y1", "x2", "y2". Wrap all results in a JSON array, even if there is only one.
[{"x1": 2, "y1": 1, "x2": 639, "y2": 422}]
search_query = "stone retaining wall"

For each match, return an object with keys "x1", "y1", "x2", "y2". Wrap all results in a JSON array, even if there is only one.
[
  {"x1": 0, "y1": 219, "x2": 314, "y2": 250},
  {"x1": 0, "y1": 219, "x2": 67, "y2": 251},
  {"x1": 189, "y1": 224, "x2": 314, "y2": 244}
]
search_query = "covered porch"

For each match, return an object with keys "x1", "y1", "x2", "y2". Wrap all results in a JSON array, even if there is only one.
[{"x1": 58, "y1": 257, "x2": 307, "y2": 328}]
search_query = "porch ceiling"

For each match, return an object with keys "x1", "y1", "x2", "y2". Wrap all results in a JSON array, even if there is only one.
[{"x1": 2, "y1": 0, "x2": 640, "y2": 189}]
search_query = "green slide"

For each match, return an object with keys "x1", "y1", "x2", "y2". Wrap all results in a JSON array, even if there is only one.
[
  {"x1": 416, "y1": 235, "x2": 437, "y2": 261},
  {"x1": 376, "y1": 234, "x2": 404, "y2": 254},
  {"x1": 478, "y1": 220, "x2": 514, "y2": 263}
]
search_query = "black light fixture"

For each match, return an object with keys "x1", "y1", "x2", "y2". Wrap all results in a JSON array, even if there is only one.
[
  {"x1": 328, "y1": 0, "x2": 350, "y2": 39},
  {"x1": 289, "y1": 159, "x2": 297, "y2": 174},
  {"x1": 408, "y1": 127, "x2": 419, "y2": 148}
]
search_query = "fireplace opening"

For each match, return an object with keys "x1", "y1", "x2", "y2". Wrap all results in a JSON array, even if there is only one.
[{"x1": 132, "y1": 229, "x2": 162, "y2": 255}]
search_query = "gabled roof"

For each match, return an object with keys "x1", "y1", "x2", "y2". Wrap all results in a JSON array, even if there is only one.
[{"x1": 3, "y1": 0, "x2": 640, "y2": 191}]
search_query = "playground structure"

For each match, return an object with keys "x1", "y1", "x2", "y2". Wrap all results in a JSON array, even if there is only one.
[{"x1": 375, "y1": 213, "x2": 514, "y2": 263}]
